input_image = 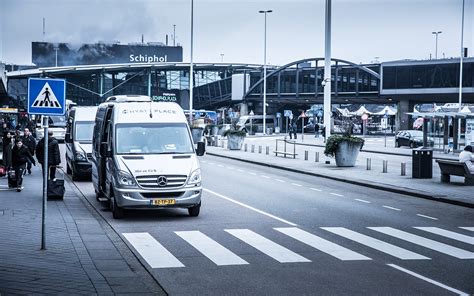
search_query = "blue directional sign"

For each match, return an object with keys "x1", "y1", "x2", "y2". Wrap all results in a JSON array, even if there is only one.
[{"x1": 28, "y1": 78, "x2": 66, "y2": 116}]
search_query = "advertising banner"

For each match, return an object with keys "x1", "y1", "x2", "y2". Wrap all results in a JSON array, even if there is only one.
[{"x1": 32, "y1": 42, "x2": 183, "y2": 67}]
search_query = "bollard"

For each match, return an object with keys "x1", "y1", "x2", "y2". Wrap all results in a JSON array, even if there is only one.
[
  {"x1": 251, "y1": 144, "x2": 255, "y2": 153},
  {"x1": 221, "y1": 140, "x2": 224, "y2": 148},
  {"x1": 401, "y1": 162, "x2": 406, "y2": 176},
  {"x1": 382, "y1": 160, "x2": 388, "y2": 173},
  {"x1": 266, "y1": 146, "x2": 269, "y2": 155},
  {"x1": 315, "y1": 152, "x2": 319, "y2": 162},
  {"x1": 244, "y1": 143, "x2": 248, "y2": 152},
  {"x1": 304, "y1": 151, "x2": 308, "y2": 160},
  {"x1": 258, "y1": 145, "x2": 262, "y2": 154},
  {"x1": 366, "y1": 158, "x2": 371, "y2": 170}
]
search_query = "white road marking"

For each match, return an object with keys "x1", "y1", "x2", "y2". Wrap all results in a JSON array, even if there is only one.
[
  {"x1": 175, "y1": 231, "x2": 248, "y2": 266},
  {"x1": 383, "y1": 205, "x2": 401, "y2": 211},
  {"x1": 249, "y1": 172, "x2": 257, "y2": 176},
  {"x1": 459, "y1": 227, "x2": 474, "y2": 232},
  {"x1": 218, "y1": 164, "x2": 224, "y2": 167},
  {"x1": 355, "y1": 199, "x2": 371, "y2": 203},
  {"x1": 291, "y1": 183, "x2": 303, "y2": 187},
  {"x1": 322, "y1": 227, "x2": 429, "y2": 260},
  {"x1": 275, "y1": 227, "x2": 371, "y2": 261},
  {"x1": 237, "y1": 169, "x2": 245, "y2": 173},
  {"x1": 261, "y1": 175, "x2": 271, "y2": 179},
  {"x1": 226, "y1": 166, "x2": 234, "y2": 170},
  {"x1": 309, "y1": 188, "x2": 322, "y2": 192},
  {"x1": 330, "y1": 193, "x2": 343, "y2": 197},
  {"x1": 368, "y1": 227, "x2": 474, "y2": 259},
  {"x1": 123, "y1": 233, "x2": 184, "y2": 268},
  {"x1": 204, "y1": 188, "x2": 297, "y2": 226},
  {"x1": 208, "y1": 162, "x2": 215, "y2": 165},
  {"x1": 414, "y1": 227, "x2": 474, "y2": 245},
  {"x1": 275, "y1": 179, "x2": 285, "y2": 183},
  {"x1": 416, "y1": 214, "x2": 438, "y2": 220},
  {"x1": 225, "y1": 229, "x2": 310, "y2": 263},
  {"x1": 387, "y1": 264, "x2": 469, "y2": 296}
]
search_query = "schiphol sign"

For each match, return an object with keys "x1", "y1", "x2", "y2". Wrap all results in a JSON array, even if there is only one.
[{"x1": 130, "y1": 54, "x2": 168, "y2": 63}]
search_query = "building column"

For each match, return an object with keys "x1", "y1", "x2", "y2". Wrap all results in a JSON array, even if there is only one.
[{"x1": 396, "y1": 99, "x2": 412, "y2": 131}]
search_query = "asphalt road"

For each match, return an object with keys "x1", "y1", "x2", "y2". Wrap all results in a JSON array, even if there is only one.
[{"x1": 71, "y1": 153, "x2": 474, "y2": 295}]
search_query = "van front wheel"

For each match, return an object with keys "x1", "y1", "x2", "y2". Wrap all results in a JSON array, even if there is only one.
[
  {"x1": 188, "y1": 203, "x2": 201, "y2": 217},
  {"x1": 111, "y1": 195, "x2": 125, "y2": 219}
]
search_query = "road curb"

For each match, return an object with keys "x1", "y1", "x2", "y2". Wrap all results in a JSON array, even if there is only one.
[{"x1": 207, "y1": 152, "x2": 474, "y2": 209}]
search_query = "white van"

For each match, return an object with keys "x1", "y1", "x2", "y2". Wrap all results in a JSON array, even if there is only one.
[
  {"x1": 237, "y1": 115, "x2": 276, "y2": 134},
  {"x1": 91, "y1": 95, "x2": 205, "y2": 219},
  {"x1": 65, "y1": 106, "x2": 98, "y2": 180}
]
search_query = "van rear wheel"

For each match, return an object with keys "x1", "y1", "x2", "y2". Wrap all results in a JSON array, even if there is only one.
[{"x1": 188, "y1": 203, "x2": 201, "y2": 217}]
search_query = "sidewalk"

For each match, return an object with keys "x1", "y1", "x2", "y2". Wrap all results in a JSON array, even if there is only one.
[
  {"x1": 0, "y1": 166, "x2": 166, "y2": 295},
  {"x1": 207, "y1": 134, "x2": 473, "y2": 208}
]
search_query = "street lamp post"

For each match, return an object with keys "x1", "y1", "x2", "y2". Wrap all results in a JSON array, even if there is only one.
[
  {"x1": 259, "y1": 9, "x2": 272, "y2": 135},
  {"x1": 220, "y1": 53, "x2": 224, "y2": 63},
  {"x1": 458, "y1": 0, "x2": 465, "y2": 147},
  {"x1": 189, "y1": 0, "x2": 194, "y2": 123},
  {"x1": 432, "y1": 31, "x2": 442, "y2": 59},
  {"x1": 53, "y1": 47, "x2": 59, "y2": 67}
]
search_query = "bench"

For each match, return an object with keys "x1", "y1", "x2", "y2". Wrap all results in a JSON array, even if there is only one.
[
  {"x1": 274, "y1": 151, "x2": 298, "y2": 158},
  {"x1": 436, "y1": 159, "x2": 474, "y2": 185}
]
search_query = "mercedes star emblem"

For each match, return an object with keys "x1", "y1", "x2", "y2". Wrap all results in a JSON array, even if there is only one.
[{"x1": 157, "y1": 176, "x2": 167, "y2": 187}]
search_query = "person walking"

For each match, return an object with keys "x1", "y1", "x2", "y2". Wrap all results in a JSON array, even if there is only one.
[
  {"x1": 11, "y1": 139, "x2": 36, "y2": 192},
  {"x1": 290, "y1": 121, "x2": 297, "y2": 140},
  {"x1": 2, "y1": 131, "x2": 13, "y2": 168},
  {"x1": 36, "y1": 130, "x2": 61, "y2": 180},
  {"x1": 314, "y1": 123, "x2": 320, "y2": 138},
  {"x1": 459, "y1": 145, "x2": 474, "y2": 174},
  {"x1": 22, "y1": 128, "x2": 37, "y2": 174}
]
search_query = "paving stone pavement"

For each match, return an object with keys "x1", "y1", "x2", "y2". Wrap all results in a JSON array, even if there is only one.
[{"x1": 0, "y1": 166, "x2": 166, "y2": 295}]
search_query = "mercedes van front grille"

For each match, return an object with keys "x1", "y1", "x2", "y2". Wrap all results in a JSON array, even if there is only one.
[
  {"x1": 141, "y1": 192, "x2": 184, "y2": 198},
  {"x1": 136, "y1": 175, "x2": 187, "y2": 189}
]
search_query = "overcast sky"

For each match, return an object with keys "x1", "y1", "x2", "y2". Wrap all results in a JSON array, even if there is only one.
[{"x1": 0, "y1": 0, "x2": 473, "y2": 66}]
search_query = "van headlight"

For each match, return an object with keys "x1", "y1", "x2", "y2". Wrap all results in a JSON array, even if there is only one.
[
  {"x1": 75, "y1": 151, "x2": 87, "y2": 161},
  {"x1": 117, "y1": 170, "x2": 137, "y2": 188},
  {"x1": 187, "y1": 169, "x2": 201, "y2": 186}
]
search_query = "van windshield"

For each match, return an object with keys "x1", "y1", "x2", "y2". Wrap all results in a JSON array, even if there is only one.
[
  {"x1": 74, "y1": 121, "x2": 94, "y2": 143},
  {"x1": 115, "y1": 123, "x2": 194, "y2": 155}
]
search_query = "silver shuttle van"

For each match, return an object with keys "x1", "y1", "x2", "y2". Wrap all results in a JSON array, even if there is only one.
[
  {"x1": 91, "y1": 95, "x2": 205, "y2": 219},
  {"x1": 65, "y1": 106, "x2": 98, "y2": 180}
]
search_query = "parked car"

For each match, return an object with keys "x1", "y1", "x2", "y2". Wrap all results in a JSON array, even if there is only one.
[{"x1": 395, "y1": 130, "x2": 433, "y2": 148}]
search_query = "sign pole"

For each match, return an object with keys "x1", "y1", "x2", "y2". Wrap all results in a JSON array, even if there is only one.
[{"x1": 41, "y1": 116, "x2": 49, "y2": 250}]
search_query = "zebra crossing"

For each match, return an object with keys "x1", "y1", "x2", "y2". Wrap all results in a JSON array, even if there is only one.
[{"x1": 123, "y1": 226, "x2": 474, "y2": 269}]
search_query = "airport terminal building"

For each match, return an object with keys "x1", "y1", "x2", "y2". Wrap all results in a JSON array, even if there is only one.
[{"x1": 1, "y1": 41, "x2": 473, "y2": 132}]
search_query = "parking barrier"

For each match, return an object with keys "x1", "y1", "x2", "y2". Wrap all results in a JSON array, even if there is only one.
[
  {"x1": 244, "y1": 143, "x2": 247, "y2": 152},
  {"x1": 258, "y1": 146, "x2": 262, "y2": 154},
  {"x1": 266, "y1": 146, "x2": 269, "y2": 155},
  {"x1": 315, "y1": 152, "x2": 319, "y2": 162},
  {"x1": 401, "y1": 162, "x2": 406, "y2": 176},
  {"x1": 251, "y1": 145, "x2": 255, "y2": 153},
  {"x1": 304, "y1": 151, "x2": 308, "y2": 160},
  {"x1": 382, "y1": 160, "x2": 388, "y2": 173},
  {"x1": 366, "y1": 158, "x2": 371, "y2": 170}
]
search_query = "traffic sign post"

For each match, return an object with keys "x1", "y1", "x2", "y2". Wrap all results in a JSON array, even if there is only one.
[
  {"x1": 284, "y1": 110, "x2": 292, "y2": 134},
  {"x1": 382, "y1": 112, "x2": 388, "y2": 147},
  {"x1": 361, "y1": 113, "x2": 369, "y2": 138},
  {"x1": 28, "y1": 78, "x2": 66, "y2": 250}
]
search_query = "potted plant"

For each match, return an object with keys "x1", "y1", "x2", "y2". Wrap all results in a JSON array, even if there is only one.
[
  {"x1": 223, "y1": 122, "x2": 246, "y2": 150},
  {"x1": 324, "y1": 119, "x2": 364, "y2": 167}
]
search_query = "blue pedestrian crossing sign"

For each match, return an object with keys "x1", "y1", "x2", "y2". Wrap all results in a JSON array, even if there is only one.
[{"x1": 28, "y1": 78, "x2": 66, "y2": 116}]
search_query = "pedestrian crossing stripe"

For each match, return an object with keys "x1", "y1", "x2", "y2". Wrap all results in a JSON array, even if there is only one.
[
  {"x1": 31, "y1": 82, "x2": 62, "y2": 108},
  {"x1": 123, "y1": 226, "x2": 474, "y2": 269}
]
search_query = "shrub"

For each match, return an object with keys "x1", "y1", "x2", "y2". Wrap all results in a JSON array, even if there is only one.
[{"x1": 324, "y1": 134, "x2": 364, "y2": 157}]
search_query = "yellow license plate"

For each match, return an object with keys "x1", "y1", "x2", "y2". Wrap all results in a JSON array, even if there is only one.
[{"x1": 152, "y1": 199, "x2": 176, "y2": 206}]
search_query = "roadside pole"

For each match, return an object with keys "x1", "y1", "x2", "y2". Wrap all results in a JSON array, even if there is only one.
[{"x1": 41, "y1": 116, "x2": 49, "y2": 250}]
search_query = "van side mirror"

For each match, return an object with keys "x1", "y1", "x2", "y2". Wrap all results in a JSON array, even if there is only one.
[
  {"x1": 65, "y1": 132, "x2": 72, "y2": 143},
  {"x1": 196, "y1": 142, "x2": 205, "y2": 156}
]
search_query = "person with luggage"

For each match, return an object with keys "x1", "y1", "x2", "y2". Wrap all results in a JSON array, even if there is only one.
[
  {"x1": 11, "y1": 139, "x2": 36, "y2": 192},
  {"x1": 22, "y1": 128, "x2": 37, "y2": 174},
  {"x1": 36, "y1": 130, "x2": 61, "y2": 180}
]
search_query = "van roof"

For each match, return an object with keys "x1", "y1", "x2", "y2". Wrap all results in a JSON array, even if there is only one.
[{"x1": 105, "y1": 95, "x2": 151, "y2": 103}]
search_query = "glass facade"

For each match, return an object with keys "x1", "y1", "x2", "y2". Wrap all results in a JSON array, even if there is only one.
[{"x1": 382, "y1": 61, "x2": 474, "y2": 89}]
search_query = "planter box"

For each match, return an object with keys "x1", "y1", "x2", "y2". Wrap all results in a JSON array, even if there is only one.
[
  {"x1": 227, "y1": 134, "x2": 245, "y2": 150},
  {"x1": 335, "y1": 141, "x2": 362, "y2": 167}
]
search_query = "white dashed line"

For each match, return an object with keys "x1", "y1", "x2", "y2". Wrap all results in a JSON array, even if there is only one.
[
  {"x1": 237, "y1": 169, "x2": 245, "y2": 173},
  {"x1": 249, "y1": 172, "x2": 257, "y2": 176},
  {"x1": 330, "y1": 193, "x2": 343, "y2": 197},
  {"x1": 218, "y1": 164, "x2": 224, "y2": 167},
  {"x1": 208, "y1": 162, "x2": 215, "y2": 165},
  {"x1": 383, "y1": 206, "x2": 401, "y2": 211},
  {"x1": 261, "y1": 175, "x2": 270, "y2": 179},
  {"x1": 226, "y1": 166, "x2": 234, "y2": 170},
  {"x1": 291, "y1": 183, "x2": 303, "y2": 187},
  {"x1": 309, "y1": 188, "x2": 322, "y2": 192},
  {"x1": 355, "y1": 199, "x2": 370, "y2": 203},
  {"x1": 275, "y1": 179, "x2": 285, "y2": 183},
  {"x1": 416, "y1": 214, "x2": 438, "y2": 220}
]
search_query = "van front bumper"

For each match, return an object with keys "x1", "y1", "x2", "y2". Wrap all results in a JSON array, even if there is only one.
[{"x1": 113, "y1": 187, "x2": 202, "y2": 209}]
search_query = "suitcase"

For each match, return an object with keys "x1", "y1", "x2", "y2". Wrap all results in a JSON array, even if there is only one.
[
  {"x1": 8, "y1": 170, "x2": 17, "y2": 188},
  {"x1": 47, "y1": 179, "x2": 65, "y2": 199},
  {"x1": 0, "y1": 165, "x2": 6, "y2": 177}
]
